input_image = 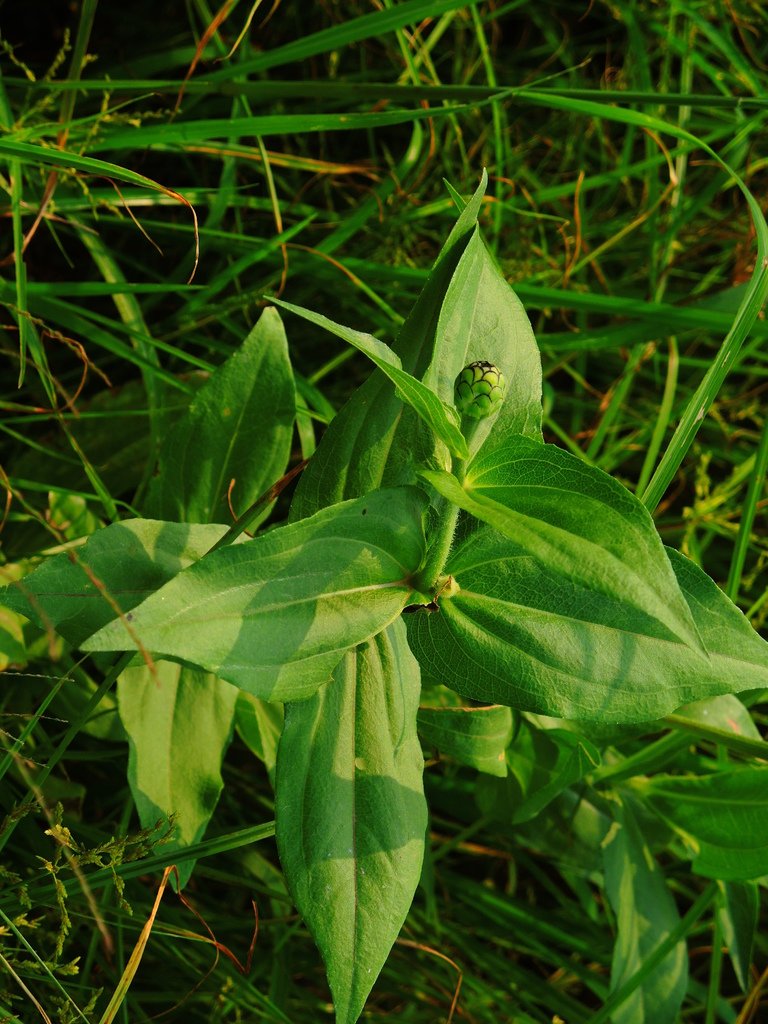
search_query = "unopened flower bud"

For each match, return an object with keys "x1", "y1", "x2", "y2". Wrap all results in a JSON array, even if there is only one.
[{"x1": 454, "y1": 361, "x2": 505, "y2": 419}]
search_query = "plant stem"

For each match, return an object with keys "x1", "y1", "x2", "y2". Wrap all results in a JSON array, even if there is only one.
[{"x1": 416, "y1": 497, "x2": 461, "y2": 595}]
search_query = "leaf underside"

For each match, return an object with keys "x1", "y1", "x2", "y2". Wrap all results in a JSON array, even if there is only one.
[{"x1": 276, "y1": 620, "x2": 427, "y2": 1024}]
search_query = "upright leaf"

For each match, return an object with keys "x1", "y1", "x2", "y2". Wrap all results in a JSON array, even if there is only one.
[
  {"x1": 289, "y1": 176, "x2": 490, "y2": 519},
  {"x1": 146, "y1": 306, "x2": 295, "y2": 528},
  {"x1": 82, "y1": 487, "x2": 427, "y2": 700},
  {"x1": 117, "y1": 661, "x2": 238, "y2": 888},
  {"x1": 424, "y1": 225, "x2": 542, "y2": 454},
  {"x1": 603, "y1": 799, "x2": 688, "y2": 1024},
  {"x1": 276, "y1": 620, "x2": 426, "y2": 1024}
]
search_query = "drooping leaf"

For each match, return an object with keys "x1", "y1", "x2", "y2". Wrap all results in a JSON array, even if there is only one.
[
  {"x1": 603, "y1": 799, "x2": 688, "y2": 1024},
  {"x1": 633, "y1": 767, "x2": 768, "y2": 880},
  {"x1": 276, "y1": 621, "x2": 426, "y2": 1024},
  {"x1": 421, "y1": 435, "x2": 704, "y2": 651},
  {"x1": 717, "y1": 880, "x2": 758, "y2": 991},
  {"x1": 0, "y1": 520, "x2": 231, "y2": 647},
  {"x1": 146, "y1": 306, "x2": 296, "y2": 528},
  {"x1": 272, "y1": 298, "x2": 469, "y2": 460},
  {"x1": 117, "y1": 661, "x2": 238, "y2": 888},
  {"x1": 82, "y1": 487, "x2": 427, "y2": 701},
  {"x1": 478, "y1": 719, "x2": 600, "y2": 822},
  {"x1": 417, "y1": 703, "x2": 513, "y2": 777}
]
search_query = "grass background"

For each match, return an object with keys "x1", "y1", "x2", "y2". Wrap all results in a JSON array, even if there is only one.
[{"x1": 1, "y1": 1, "x2": 767, "y2": 1021}]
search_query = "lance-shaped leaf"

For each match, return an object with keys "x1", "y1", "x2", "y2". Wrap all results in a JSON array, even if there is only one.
[
  {"x1": 117, "y1": 661, "x2": 238, "y2": 888},
  {"x1": 146, "y1": 306, "x2": 296, "y2": 528},
  {"x1": 633, "y1": 767, "x2": 768, "y2": 880},
  {"x1": 421, "y1": 434, "x2": 704, "y2": 652},
  {"x1": 407, "y1": 525, "x2": 768, "y2": 722},
  {"x1": 82, "y1": 487, "x2": 427, "y2": 701},
  {"x1": 276, "y1": 620, "x2": 426, "y2": 1024},
  {"x1": 603, "y1": 799, "x2": 688, "y2": 1024},
  {"x1": 272, "y1": 298, "x2": 469, "y2": 460},
  {"x1": 0, "y1": 520, "x2": 231, "y2": 647},
  {"x1": 417, "y1": 703, "x2": 513, "y2": 777}
]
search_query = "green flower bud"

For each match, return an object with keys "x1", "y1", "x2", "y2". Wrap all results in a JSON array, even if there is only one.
[{"x1": 454, "y1": 361, "x2": 505, "y2": 420}]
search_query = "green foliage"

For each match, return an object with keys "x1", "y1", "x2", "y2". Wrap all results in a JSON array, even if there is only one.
[
  {"x1": 3, "y1": 3, "x2": 768, "y2": 1022},
  {"x1": 4, "y1": 173, "x2": 768, "y2": 1024}
]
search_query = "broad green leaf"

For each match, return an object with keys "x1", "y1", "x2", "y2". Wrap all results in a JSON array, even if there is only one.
[
  {"x1": 406, "y1": 524, "x2": 768, "y2": 722},
  {"x1": 146, "y1": 306, "x2": 295, "y2": 528},
  {"x1": 272, "y1": 298, "x2": 469, "y2": 460},
  {"x1": 478, "y1": 719, "x2": 600, "y2": 822},
  {"x1": 422, "y1": 435, "x2": 704, "y2": 651},
  {"x1": 235, "y1": 692, "x2": 284, "y2": 784},
  {"x1": 718, "y1": 881, "x2": 758, "y2": 991},
  {"x1": 634, "y1": 768, "x2": 768, "y2": 880},
  {"x1": 417, "y1": 704, "x2": 513, "y2": 777},
  {"x1": 83, "y1": 487, "x2": 427, "y2": 700},
  {"x1": 117, "y1": 661, "x2": 237, "y2": 888},
  {"x1": 289, "y1": 176, "x2": 489, "y2": 519},
  {"x1": 276, "y1": 621, "x2": 426, "y2": 1024},
  {"x1": 0, "y1": 520, "x2": 231, "y2": 647},
  {"x1": 603, "y1": 800, "x2": 688, "y2": 1024}
]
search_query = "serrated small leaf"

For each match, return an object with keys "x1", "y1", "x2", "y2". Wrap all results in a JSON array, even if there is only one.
[
  {"x1": 83, "y1": 488, "x2": 427, "y2": 700},
  {"x1": 276, "y1": 621, "x2": 426, "y2": 1024}
]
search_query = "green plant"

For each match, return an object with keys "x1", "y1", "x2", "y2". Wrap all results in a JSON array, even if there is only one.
[{"x1": 3, "y1": 172, "x2": 768, "y2": 1024}]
